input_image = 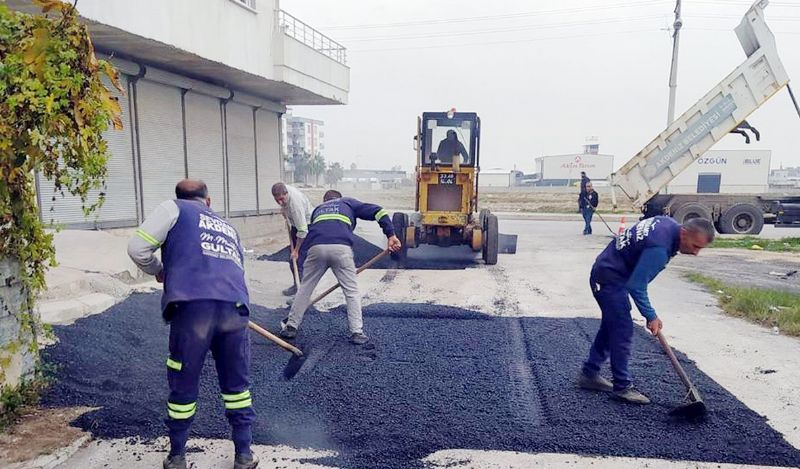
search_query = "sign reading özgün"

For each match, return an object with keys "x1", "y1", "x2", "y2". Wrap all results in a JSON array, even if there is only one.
[{"x1": 643, "y1": 95, "x2": 737, "y2": 179}]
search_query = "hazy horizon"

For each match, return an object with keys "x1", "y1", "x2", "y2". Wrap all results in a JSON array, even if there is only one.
[{"x1": 281, "y1": 0, "x2": 800, "y2": 174}]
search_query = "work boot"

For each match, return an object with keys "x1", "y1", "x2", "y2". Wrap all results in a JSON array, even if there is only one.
[
  {"x1": 350, "y1": 332, "x2": 369, "y2": 345},
  {"x1": 279, "y1": 318, "x2": 297, "y2": 339},
  {"x1": 576, "y1": 371, "x2": 613, "y2": 393},
  {"x1": 163, "y1": 455, "x2": 187, "y2": 469},
  {"x1": 282, "y1": 285, "x2": 297, "y2": 296},
  {"x1": 614, "y1": 386, "x2": 651, "y2": 404},
  {"x1": 233, "y1": 453, "x2": 259, "y2": 469}
]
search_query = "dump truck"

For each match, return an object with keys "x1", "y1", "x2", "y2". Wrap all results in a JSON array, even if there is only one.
[
  {"x1": 611, "y1": 0, "x2": 800, "y2": 234},
  {"x1": 392, "y1": 110, "x2": 505, "y2": 264}
]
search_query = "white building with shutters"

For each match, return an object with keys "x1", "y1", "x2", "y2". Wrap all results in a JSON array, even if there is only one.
[{"x1": 9, "y1": 0, "x2": 349, "y2": 229}]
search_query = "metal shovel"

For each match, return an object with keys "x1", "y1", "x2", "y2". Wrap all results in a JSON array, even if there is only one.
[{"x1": 656, "y1": 331, "x2": 707, "y2": 418}]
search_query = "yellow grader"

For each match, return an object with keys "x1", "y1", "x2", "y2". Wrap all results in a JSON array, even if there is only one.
[{"x1": 392, "y1": 110, "x2": 502, "y2": 265}]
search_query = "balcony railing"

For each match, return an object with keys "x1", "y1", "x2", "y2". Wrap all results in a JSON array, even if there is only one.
[{"x1": 278, "y1": 10, "x2": 347, "y2": 65}]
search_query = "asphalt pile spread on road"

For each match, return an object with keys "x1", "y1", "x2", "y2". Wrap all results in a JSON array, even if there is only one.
[
  {"x1": 257, "y1": 234, "x2": 477, "y2": 270},
  {"x1": 42, "y1": 294, "x2": 800, "y2": 469}
]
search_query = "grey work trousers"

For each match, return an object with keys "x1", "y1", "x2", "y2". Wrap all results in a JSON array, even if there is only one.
[{"x1": 285, "y1": 244, "x2": 363, "y2": 334}]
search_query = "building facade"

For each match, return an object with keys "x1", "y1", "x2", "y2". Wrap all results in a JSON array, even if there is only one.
[
  {"x1": 285, "y1": 113, "x2": 324, "y2": 160},
  {"x1": 533, "y1": 154, "x2": 615, "y2": 187},
  {"x1": 9, "y1": 0, "x2": 349, "y2": 228}
]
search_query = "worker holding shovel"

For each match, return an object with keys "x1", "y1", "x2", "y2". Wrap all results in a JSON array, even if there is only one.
[
  {"x1": 280, "y1": 190, "x2": 402, "y2": 345},
  {"x1": 127, "y1": 179, "x2": 258, "y2": 469},
  {"x1": 272, "y1": 182, "x2": 313, "y2": 296},
  {"x1": 577, "y1": 216, "x2": 714, "y2": 404}
]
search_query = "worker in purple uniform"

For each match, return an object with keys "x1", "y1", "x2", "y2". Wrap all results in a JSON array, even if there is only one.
[
  {"x1": 127, "y1": 179, "x2": 258, "y2": 469},
  {"x1": 280, "y1": 190, "x2": 402, "y2": 345},
  {"x1": 577, "y1": 216, "x2": 714, "y2": 404}
]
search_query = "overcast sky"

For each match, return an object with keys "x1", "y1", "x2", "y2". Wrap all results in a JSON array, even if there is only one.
[{"x1": 281, "y1": 0, "x2": 800, "y2": 173}]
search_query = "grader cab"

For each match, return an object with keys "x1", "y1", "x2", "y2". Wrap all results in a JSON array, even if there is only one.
[{"x1": 392, "y1": 110, "x2": 501, "y2": 265}]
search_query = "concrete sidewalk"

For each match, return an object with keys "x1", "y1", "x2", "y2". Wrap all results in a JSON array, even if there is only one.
[{"x1": 38, "y1": 230, "x2": 153, "y2": 326}]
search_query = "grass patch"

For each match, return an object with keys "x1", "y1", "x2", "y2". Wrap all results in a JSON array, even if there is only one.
[
  {"x1": 0, "y1": 366, "x2": 53, "y2": 432},
  {"x1": 686, "y1": 272, "x2": 800, "y2": 336},
  {"x1": 710, "y1": 236, "x2": 800, "y2": 252}
]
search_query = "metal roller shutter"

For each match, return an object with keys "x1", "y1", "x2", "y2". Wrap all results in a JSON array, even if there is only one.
[
  {"x1": 37, "y1": 75, "x2": 137, "y2": 228},
  {"x1": 184, "y1": 92, "x2": 225, "y2": 207},
  {"x1": 255, "y1": 109, "x2": 281, "y2": 213},
  {"x1": 225, "y1": 102, "x2": 258, "y2": 215},
  {"x1": 136, "y1": 80, "x2": 185, "y2": 216}
]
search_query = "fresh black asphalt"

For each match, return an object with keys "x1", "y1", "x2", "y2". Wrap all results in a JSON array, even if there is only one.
[
  {"x1": 257, "y1": 234, "x2": 478, "y2": 270},
  {"x1": 42, "y1": 294, "x2": 800, "y2": 468}
]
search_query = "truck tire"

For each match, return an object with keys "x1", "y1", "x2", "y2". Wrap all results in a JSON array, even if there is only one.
[
  {"x1": 391, "y1": 212, "x2": 409, "y2": 261},
  {"x1": 478, "y1": 209, "x2": 489, "y2": 228},
  {"x1": 719, "y1": 203, "x2": 764, "y2": 235},
  {"x1": 483, "y1": 213, "x2": 499, "y2": 265},
  {"x1": 672, "y1": 203, "x2": 712, "y2": 224}
]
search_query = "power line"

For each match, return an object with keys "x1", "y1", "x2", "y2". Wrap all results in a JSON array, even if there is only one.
[
  {"x1": 349, "y1": 28, "x2": 662, "y2": 53},
  {"x1": 319, "y1": 0, "x2": 800, "y2": 33},
  {"x1": 319, "y1": 1, "x2": 670, "y2": 31},
  {"x1": 337, "y1": 15, "x2": 668, "y2": 43}
]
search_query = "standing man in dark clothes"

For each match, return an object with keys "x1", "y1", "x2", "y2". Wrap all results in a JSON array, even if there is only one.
[
  {"x1": 576, "y1": 216, "x2": 714, "y2": 404},
  {"x1": 279, "y1": 190, "x2": 402, "y2": 345},
  {"x1": 127, "y1": 179, "x2": 258, "y2": 469},
  {"x1": 578, "y1": 171, "x2": 590, "y2": 213},
  {"x1": 579, "y1": 182, "x2": 599, "y2": 235}
]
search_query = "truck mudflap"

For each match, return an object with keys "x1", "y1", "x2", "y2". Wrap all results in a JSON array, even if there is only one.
[{"x1": 611, "y1": 0, "x2": 790, "y2": 210}]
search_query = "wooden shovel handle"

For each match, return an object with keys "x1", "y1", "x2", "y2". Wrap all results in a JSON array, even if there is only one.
[
  {"x1": 309, "y1": 249, "x2": 390, "y2": 306},
  {"x1": 656, "y1": 331, "x2": 694, "y2": 390},
  {"x1": 285, "y1": 220, "x2": 301, "y2": 288},
  {"x1": 248, "y1": 320, "x2": 303, "y2": 357}
]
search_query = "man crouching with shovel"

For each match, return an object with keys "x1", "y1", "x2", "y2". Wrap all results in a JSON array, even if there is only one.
[
  {"x1": 577, "y1": 216, "x2": 714, "y2": 404},
  {"x1": 279, "y1": 190, "x2": 402, "y2": 345}
]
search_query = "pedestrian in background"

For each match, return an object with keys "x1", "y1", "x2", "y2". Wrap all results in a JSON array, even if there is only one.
[
  {"x1": 580, "y1": 182, "x2": 599, "y2": 235},
  {"x1": 272, "y1": 182, "x2": 313, "y2": 296},
  {"x1": 127, "y1": 179, "x2": 258, "y2": 469}
]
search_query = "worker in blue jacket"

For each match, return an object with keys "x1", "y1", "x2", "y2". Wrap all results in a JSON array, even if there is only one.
[
  {"x1": 127, "y1": 179, "x2": 258, "y2": 469},
  {"x1": 280, "y1": 190, "x2": 402, "y2": 345},
  {"x1": 577, "y1": 216, "x2": 715, "y2": 404}
]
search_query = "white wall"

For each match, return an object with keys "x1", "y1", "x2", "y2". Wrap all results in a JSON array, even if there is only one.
[
  {"x1": 665, "y1": 150, "x2": 771, "y2": 194},
  {"x1": 536, "y1": 154, "x2": 614, "y2": 181},
  {"x1": 479, "y1": 173, "x2": 512, "y2": 188},
  {"x1": 77, "y1": 0, "x2": 277, "y2": 81}
]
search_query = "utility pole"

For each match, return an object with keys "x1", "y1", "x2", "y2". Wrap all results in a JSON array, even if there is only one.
[{"x1": 667, "y1": 0, "x2": 683, "y2": 125}]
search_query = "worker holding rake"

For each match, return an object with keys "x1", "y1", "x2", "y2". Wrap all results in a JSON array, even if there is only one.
[
  {"x1": 280, "y1": 190, "x2": 402, "y2": 345},
  {"x1": 271, "y1": 182, "x2": 313, "y2": 296}
]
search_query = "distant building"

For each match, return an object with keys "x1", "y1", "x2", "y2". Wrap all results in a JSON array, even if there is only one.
[
  {"x1": 478, "y1": 169, "x2": 524, "y2": 188},
  {"x1": 285, "y1": 113, "x2": 324, "y2": 160},
  {"x1": 340, "y1": 169, "x2": 407, "y2": 190},
  {"x1": 532, "y1": 138, "x2": 614, "y2": 187},
  {"x1": 533, "y1": 154, "x2": 614, "y2": 187},
  {"x1": 770, "y1": 166, "x2": 800, "y2": 189}
]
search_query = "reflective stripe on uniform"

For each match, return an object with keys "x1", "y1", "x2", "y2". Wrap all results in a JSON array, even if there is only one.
[
  {"x1": 221, "y1": 390, "x2": 253, "y2": 410},
  {"x1": 136, "y1": 229, "x2": 161, "y2": 247},
  {"x1": 311, "y1": 214, "x2": 352, "y2": 225},
  {"x1": 375, "y1": 209, "x2": 389, "y2": 220},
  {"x1": 167, "y1": 401, "x2": 196, "y2": 420},
  {"x1": 166, "y1": 357, "x2": 182, "y2": 371}
]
